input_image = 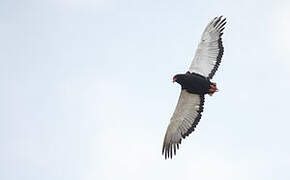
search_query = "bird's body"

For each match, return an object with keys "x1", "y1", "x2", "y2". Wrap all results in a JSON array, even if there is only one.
[
  {"x1": 174, "y1": 72, "x2": 216, "y2": 95},
  {"x1": 162, "y1": 16, "x2": 226, "y2": 159}
]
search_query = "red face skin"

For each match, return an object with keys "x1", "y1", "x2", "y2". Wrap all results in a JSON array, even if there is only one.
[{"x1": 173, "y1": 77, "x2": 177, "y2": 83}]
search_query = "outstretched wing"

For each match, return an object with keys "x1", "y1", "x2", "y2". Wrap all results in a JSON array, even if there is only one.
[
  {"x1": 162, "y1": 90, "x2": 204, "y2": 159},
  {"x1": 189, "y1": 16, "x2": 226, "y2": 79}
]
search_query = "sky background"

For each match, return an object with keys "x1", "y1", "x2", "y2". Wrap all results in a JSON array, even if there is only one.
[{"x1": 1, "y1": 0, "x2": 290, "y2": 179}]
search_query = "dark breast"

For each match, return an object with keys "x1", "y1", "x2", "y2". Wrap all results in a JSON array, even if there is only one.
[{"x1": 181, "y1": 73, "x2": 211, "y2": 94}]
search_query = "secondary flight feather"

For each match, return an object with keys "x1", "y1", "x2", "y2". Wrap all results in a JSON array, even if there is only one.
[{"x1": 162, "y1": 16, "x2": 226, "y2": 159}]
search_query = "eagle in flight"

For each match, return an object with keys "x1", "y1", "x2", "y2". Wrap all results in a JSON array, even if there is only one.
[{"x1": 162, "y1": 16, "x2": 226, "y2": 159}]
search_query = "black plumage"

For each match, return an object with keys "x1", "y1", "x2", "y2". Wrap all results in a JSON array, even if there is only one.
[{"x1": 174, "y1": 72, "x2": 214, "y2": 95}]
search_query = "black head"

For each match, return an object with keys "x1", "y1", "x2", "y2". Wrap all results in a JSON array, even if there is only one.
[{"x1": 172, "y1": 74, "x2": 186, "y2": 84}]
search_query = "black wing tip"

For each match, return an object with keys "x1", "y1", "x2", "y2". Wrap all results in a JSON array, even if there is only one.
[
  {"x1": 162, "y1": 141, "x2": 181, "y2": 160},
  {"x1": 213, "y1": 15, "x2": 226, "y2": 21},
  {"x1": 213, "y1": 16, "x2": 227, "y2": 34}
]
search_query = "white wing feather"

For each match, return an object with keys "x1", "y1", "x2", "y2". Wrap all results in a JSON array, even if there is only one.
[
  {"x1": 162, "y1": 90, "x2": 204, "y2": 159},
  {"x1": 189, "y1": 16, "x2": 226, "y2": 79}
]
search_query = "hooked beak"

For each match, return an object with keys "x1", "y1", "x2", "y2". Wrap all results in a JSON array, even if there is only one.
[{"x1": 172, "y1": 77, "x2": 177, "y2": 83}]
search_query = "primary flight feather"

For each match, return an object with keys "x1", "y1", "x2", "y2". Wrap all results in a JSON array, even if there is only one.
[{"x1": 162, "y1": 16, "x2": 226, "y2": 159}]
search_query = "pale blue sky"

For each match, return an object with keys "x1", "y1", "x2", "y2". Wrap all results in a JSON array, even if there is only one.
[{"x1": 1, "y1": 0, "x2": 290, "y2": 180}]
